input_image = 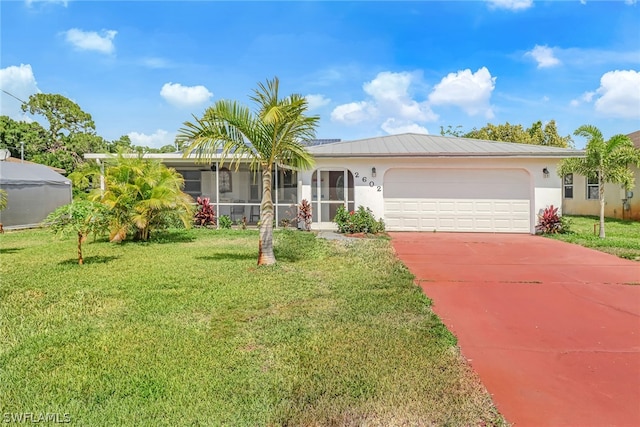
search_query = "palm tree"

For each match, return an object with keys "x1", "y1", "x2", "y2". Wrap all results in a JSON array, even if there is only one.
[
  {"x1": 92, "y1": 155, "x2": 194, "y2": 242},
  {"x1": 558, "y1": 125, "x2": 640, "y2": 238},
  {"x1": 177, "y1": 77, "x2": 319, "y2": 265}
]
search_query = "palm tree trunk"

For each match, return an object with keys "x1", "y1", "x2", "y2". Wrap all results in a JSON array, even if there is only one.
[
  {"x1": 599, "y1": 180, "x2": 606, "y2": 238},
  {"x1": 258, "y1": 167, "x2": 276, "y2": 265},
  {"x1": 77, "y1": 231, "x2": 84, "y2": 265}
]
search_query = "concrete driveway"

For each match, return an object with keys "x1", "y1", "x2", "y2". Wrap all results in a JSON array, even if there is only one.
[{"x1": 390, "y1": 232, "x2": 640, "y2": 427}]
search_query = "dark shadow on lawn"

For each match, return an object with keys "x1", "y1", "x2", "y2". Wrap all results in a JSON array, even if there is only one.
[
  {"x1": 59, "y1": 255, "x2": 120, "y2": 266},
  {"x1": 0, "y1": 247, "x2": 23, "y2": 255},
  {"x1": 197, "y1": 253, "x2": 255, "y2": 261}
]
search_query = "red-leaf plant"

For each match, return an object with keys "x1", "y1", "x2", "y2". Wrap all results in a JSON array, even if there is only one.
[
  {"x1": 536, "y1": 205, "x2": 563, "y2": 234},
  {"x1": 194, "y1": 197, "x2": 216, "y2": 227}
]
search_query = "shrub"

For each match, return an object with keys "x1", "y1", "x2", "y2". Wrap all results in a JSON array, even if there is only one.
[
  {"x1": 536, "y1": 205, "x2": 569, "y2": 234},
  {"x1": 334, "y1": 205, "x2": 385, "y2": 234},
  {"x1": 194, "y1": 197, "x2": 216, "y2": 227},
  {"x1": 218, "y1": 215, "x2": 233, "y2": 229}
]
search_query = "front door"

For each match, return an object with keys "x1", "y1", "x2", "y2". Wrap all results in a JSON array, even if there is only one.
[{"x1": 312, "y1": 170, "x2": 354, "y2": 229}]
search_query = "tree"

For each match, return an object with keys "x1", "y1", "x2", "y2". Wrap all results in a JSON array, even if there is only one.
[
  {"x1": 91, "y1": 155, "x2": 194, "y2": 242},
  {"x1": 0, "y1": 115, "x2": 49, "y2": 161},
  {"x1": 20, "y1": 94, "x2": 99, "y2": 172},
  {"x1": 43, "y1": 200, "x2": 110, "y2": 265},
  {"x1": 461, "y1": 120, "x2": 573, "y2": 148},
  {"x1": 177, "y1": 77, "x2": 319, "y2": 265},
  {"x1": 558, "y1": 125, "x2": 640, "y2": 238}
]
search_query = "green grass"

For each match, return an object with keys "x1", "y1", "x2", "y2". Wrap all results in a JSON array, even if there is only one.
[
  {"x1": 548, "y1": 215, "x2": 640, "y2": 260},
  {"x1": 0, "y1": 228, "x2": 505, "y2": 426}
]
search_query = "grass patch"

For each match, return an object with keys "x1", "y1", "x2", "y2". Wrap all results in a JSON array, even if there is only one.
[
  {"x1": 1, "y1": 228, "x2": 505, "y2": 426},
  {"x1": 547, "y1": 215, "x2": 640, "y2": 260}
]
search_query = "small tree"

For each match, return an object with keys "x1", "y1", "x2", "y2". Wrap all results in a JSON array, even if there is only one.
[
  {"x1": 558, "y1": 125, "x2": 640, "y2": 238},
  {"x1": 43, "y1": 200, "x2": 110, "y2": 264},
  {"x1": 0, "y1": 189, "x2": 7, "y2": 211}
]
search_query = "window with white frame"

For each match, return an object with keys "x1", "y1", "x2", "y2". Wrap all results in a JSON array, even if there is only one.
[
  {"x1": 563, "y1": 174, "x2": 573, "y2": 199},
  {"x1": 587, "y1": 174, "x2": 599, "y2": 200}
]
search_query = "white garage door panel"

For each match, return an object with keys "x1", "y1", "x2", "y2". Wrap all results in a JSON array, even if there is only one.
[{"x1": 383, "y1": 168, "x2": 531, "y2": 233}]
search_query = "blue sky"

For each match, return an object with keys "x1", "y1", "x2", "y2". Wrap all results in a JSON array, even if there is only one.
[{"x1": 1, "y1": 0, "x2": 639, "y2": 149}]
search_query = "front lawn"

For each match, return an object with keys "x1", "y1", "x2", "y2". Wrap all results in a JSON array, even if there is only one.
[
  {"x1": 548, "y1": 215, "x2": 640, "y2": 260},
  {"x1": 0, "y1": 228, "x2": 505, "y2": 426}
]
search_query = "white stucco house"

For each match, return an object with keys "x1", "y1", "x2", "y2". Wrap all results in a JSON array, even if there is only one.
[{"x1": 86, "y1": 133, "x2": 583, "y2": 234}]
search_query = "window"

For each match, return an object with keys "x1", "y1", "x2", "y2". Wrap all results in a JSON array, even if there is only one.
[
  {"x1": 177, "y1": 170, "x2": 201, "y2": 199},
  {"x1": 563, "y1": 174, "x2": 573, "y2": 199},
  {"x1": 587, "y1": 174, "x2": 599, "y2": 200}
]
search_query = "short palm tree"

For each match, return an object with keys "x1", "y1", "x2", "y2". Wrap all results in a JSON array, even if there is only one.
[
  {"x1": 558, "y1": 125, "x2": 640, "y2": 238},
  {"x1": 177, "y1": 77, "x2": 319, "y2": 265},
  {"x1": 92, "y1": 155, "x2": 194, "y2": 242}
]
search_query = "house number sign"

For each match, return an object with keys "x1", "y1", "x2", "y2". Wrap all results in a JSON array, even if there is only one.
[{"x1": 354, "y1": 172, "x2": 382, "y2": 192}]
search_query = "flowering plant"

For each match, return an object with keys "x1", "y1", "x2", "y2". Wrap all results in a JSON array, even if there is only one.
[{"x1": 333, "y1": 205, "x2": 385, "y2": 234}]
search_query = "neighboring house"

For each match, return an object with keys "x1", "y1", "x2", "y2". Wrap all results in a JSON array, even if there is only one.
[
  {"x1": 0, "y1": 161, "x2": 72, "y2": 229},
  {"x1": 562, "y1": 131, "x2": 640, "y2": 221},
  {"x1": 86, "y1": 133, "x2": 583, "y2": 234}
]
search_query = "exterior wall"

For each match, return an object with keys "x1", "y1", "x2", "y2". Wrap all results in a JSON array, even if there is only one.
[
  {"x1": 300, "y1": 157, "x2": 564, "y2": 234},
  {"x1": 562, "y1": 166, "x2": 640, "y2": 221}
]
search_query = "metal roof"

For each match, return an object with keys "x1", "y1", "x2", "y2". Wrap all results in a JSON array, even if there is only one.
[
  {"x1": 0, "y1": 161, "x2": 71, "y2": 186},
  {"x1": 308, "y1": 133, "x2": 584, "y2": 158}
]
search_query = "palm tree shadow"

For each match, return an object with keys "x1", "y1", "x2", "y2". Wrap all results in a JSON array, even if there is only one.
[
  {"x1": 0, "y1": 247, "x2": 23, "y2": 255},
  {"x1": 59, "y1": 255, "x2": 120, "y2": 266},
  {"x1": 197, "y1": 253, "x2": 255, "y2": 261}
]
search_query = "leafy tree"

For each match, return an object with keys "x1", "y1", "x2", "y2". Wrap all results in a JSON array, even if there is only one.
[
  {"x1": 91, "y1": 155, "x2": 194, "y2": 242},
  {"x1": 177, "y1": 77, "x2": 318, "y2": 265},
  {"x1": 558, "y1": 125, "x2": 640, "y2": 238},
  {"x1": 461, "y1": 120, "x2": 573, "y2": 148},
  {"x1": 20, "y1": 94, "x2": 99, "y2": 172},
  {"x1": 440, "y1": 125, "x2": 465, "y2": 137},
  {"x1": 107, "y1": 135, "x2": 135, "y2": 153},
  {"x1": 22, "y1": 93, "x2": 95, "y2": 140},
  {"x1": 0, "y1": 115, "x2": 49, "y2": 161},
  {"x1": 43, "y1": 200, "x2": 110, "y2": 265}
]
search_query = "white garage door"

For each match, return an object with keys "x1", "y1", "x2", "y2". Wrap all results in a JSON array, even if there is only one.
[{"x1": 384, "y1": 168, "x2": 531, "y2": 233}]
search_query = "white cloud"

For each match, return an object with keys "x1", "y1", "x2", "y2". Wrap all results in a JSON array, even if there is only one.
[
  {"x1": 330, "y1": 101, "x2": 374, "y2": 125},
  {"x1": 594, "y1": 70, "x2": 640, "y2": 119},
  {"x1": 381, "y1": 118, "x2": 429, "y2": 135},
  {"x1": 140, "y1": 57, "x2": 172, "y2": 69},
  {"x1": 25, "y1": 0, "x2": 68, "y2": 7},
  {"x1": 486, "y1": 0, "x2": 533, "y2": 11},
  {"x1": 331, "y1": 71, "x2": 437, "y2": 135},
  {"x1": 160, "y1": 82, "x2": 213, "y2": 108},
  {"x1": 64, "y1": 28, "x2": 117, "y2": 54},
  {"x1": 526, "y1": 45, "x2": 561, "y2": 68},
  {"x1": 570, "y1": 91, "x2": 595, "y2": 107},
  {"x1": 305, "y1": 94, "x2": 331, "y2": 110},
  {"x1": 127, "y1": 129, "x2": 175, "y2": 149},
  {"x1": 428, "y1": 67, "x2": 496, "y2": 118},
  {"x1": 0, "y1": 64, "x2": 39, "y2": 120}
]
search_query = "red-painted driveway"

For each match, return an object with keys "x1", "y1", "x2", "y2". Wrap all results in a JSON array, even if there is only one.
[{"x1": 390, "y1": 232, "x2": 640, "y2": 427}]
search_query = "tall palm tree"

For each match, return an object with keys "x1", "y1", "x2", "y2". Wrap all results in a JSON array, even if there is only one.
[
  {"x1": 177, "y1": 77, "x2": 319, "y2": 265},
  {"x1": 558, "y1": 125, "x2": 640, "y2": 238}
]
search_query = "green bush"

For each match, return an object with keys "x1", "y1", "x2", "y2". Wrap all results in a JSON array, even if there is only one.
[
  {"x1": 333, "y1": 205, "x2": 385, "y2": 234},
  {"x1": 218, "y1": 215, "x2": 233, "y2": 229}
]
